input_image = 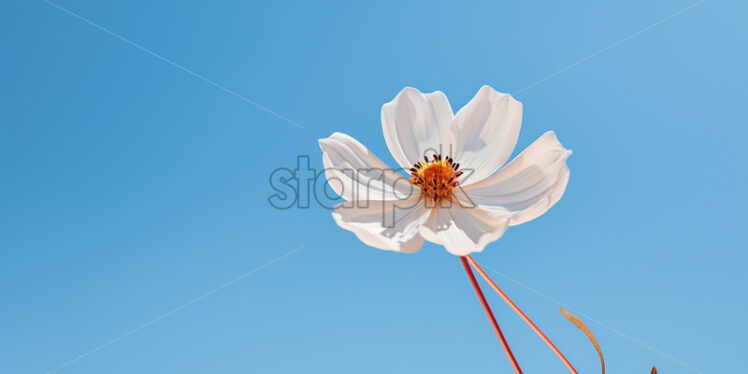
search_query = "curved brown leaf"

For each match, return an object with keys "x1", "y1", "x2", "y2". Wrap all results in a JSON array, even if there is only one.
[{"x1": 560, "y1": 307, "x2": 605, "y2": 374}]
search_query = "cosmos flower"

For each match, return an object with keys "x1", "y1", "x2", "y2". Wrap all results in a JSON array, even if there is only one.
[{"x1": 319, "y1": 86, "x2": 571, "y2": 256}]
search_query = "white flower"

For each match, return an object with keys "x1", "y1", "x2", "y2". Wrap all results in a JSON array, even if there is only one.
[{"x1": 319, "y1": 86, "x2": 571, "y2": 256}]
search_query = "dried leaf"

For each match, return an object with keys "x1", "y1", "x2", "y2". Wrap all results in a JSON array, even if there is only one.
[
  {"x1": 560, "y1": 307, "x2": 605, "y2": 374},
  {"x1": 650, "y1": 366, "x2": 657, "y2": 374}
]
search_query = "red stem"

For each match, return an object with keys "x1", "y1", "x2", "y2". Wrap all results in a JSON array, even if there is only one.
[
  {"x1": 460, "y1": 256, "x2": 523, "y2": 374},
  {"x1": 466, "y1": 255, "x2": 578, "y2": 374}
]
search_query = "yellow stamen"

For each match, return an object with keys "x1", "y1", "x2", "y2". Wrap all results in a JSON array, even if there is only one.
[{"x1": 409, "y1": 154, "x2": 462, "y2": 202}]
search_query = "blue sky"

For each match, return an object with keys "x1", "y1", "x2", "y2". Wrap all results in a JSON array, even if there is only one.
[{"x1": 1, "y1": 0, "x2": 746, "y2": 373}]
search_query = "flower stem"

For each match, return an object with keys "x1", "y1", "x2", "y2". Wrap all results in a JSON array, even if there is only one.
[
  {"x1": 460, "y1": 256, "x2": 523, "y2": 374},
  {"x1": 466, "y1": 255, "x2": 578, "y2": 374}
]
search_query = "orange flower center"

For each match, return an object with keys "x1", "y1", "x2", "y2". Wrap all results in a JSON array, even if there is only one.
[{"x1": 409, "y1": 154, "x2": 462, "y2": 202}]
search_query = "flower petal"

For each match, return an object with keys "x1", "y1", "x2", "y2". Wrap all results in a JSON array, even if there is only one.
[
  {"x1": 461, "y1": 131, "x2": 571, "y2": 226},
  {"x1": 332, "y1": 197, "x2": 431, "y2": 253},
  {"x1": 451, "y1": 86, "x2": 523, "y2": 185},
  {"x1": 418, "y1": 192, "x2": 511, "y2": 256},
  {"x1": 319, "y1": 132, "x2": 416, "y2": 201},
  {"x1": 382, "y1": 87, "x2": 454, "y2": 170}
]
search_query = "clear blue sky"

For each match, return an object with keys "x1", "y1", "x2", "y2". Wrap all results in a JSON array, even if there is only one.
[{"x1": 2, "y1": 0, "x2": 746, "y2": 373}]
